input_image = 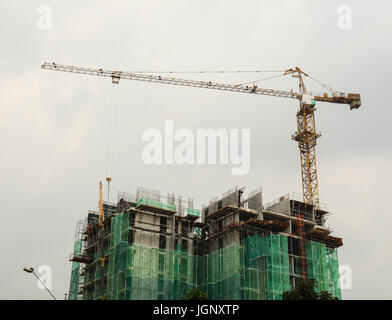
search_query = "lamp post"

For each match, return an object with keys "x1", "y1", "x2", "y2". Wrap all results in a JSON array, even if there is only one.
[{"x1": 23, "y1": 267, "x2": 57, "y2": 300}]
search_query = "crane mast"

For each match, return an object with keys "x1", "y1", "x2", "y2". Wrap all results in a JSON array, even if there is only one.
[{"x1": 291, "y1": 67, "x2": 321, "y2": 208}]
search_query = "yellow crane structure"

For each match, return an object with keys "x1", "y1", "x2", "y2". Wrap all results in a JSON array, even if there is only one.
[
  {"x1": 42, "y1": 62, "x2": 360, "y2": 208},
  {"x1": 98, "y1": 181, "x2": 105, "y2": 299},
  {"x1": 42, "y1": 62, "x2": 361, "y2": 279}
]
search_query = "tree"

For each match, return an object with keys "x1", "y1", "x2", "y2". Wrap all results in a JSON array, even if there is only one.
[
  {"x1": 318, "y1": 290, "x2": 336, "y2": 300},
  {"x1": 185, "y1": 288, "x2": 207, "y2": 300},
  {"x1": 283, "y1": 278, "x2": 338, "y2": 300}
]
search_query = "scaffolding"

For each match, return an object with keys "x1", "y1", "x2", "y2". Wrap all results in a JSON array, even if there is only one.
[
  {"x1": 135, "y1": 186, "x2": 194, "y2": 216},
  {"x1": 71, "y1": 217, "x2": 342, "y2": 300},
  {"x1": 104, "y1": 212, "x2": 293, "y2": 300},
  {"x1": 69, "y1": 187, "x2": 342, "y2": 300},
  {"x1": 68, "y1": 239, "x2": 82, "y2": 300},
  {"x1": 68, "y1": 219, "x2": 86, "y2": 300},
  {"x1": 106, "y1": 212, "x2": 196, "y2": 300}
]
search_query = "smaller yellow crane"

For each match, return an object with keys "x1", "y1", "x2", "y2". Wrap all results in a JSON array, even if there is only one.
[{"x1": 98, "y1": 181, "x2": 105, "y2": 299}]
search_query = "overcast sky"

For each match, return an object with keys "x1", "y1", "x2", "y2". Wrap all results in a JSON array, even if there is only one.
[{"x1": 1, "y1": 0, "x2": 391, "y2": 300}]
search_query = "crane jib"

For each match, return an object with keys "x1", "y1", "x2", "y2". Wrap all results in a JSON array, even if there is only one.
[{"x1": 41, "y1": 62, "x2": 360, "y2": 108}]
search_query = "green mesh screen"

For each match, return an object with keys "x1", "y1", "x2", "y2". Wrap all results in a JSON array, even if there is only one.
[
  {"x1": 104, "y1": 218, "x2": 291, "y2": 300},
  {"x1": 326, "y1": 247, "x2": 341, "y2": 299},
  {"x1": 306, "y1": 241, "x2": 341, "y2": 299},
  {"x1": 243, "y1": 234, "x2": 290, "y2": 300},
  {"x1": 106, "y1": 212, "x2": 130, "y2": 300},
  {"x1": 185, "y1": 208, "x2": 201, "y2": 217},
  {"x1": 136, "y1": 198, "x2": 176, "y2": 212},
  {"x1": 202, "y1": 243, "x2": 243, "y2": 300},
  {"x1": 80, "y1": 211, "x2": 340, "y2": 300},
  {"x1": 68, "y1": 239, "x2": 82, "y2": 300},
  {"x1": 105, "y1": 212, "x2": 196, "y2": 300},
  {"x1": 194, "y1": 227, "x2": 202, "y2": 238}
]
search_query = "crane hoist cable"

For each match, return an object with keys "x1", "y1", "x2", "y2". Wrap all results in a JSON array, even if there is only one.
[
  {"x1": 110, "y1": 86, "x2": 119, "y2": 181},
  {"x1": 105, "y1": 84, "x2": 119, "y2": 201},
  {"x1": 234, "y1": 72, "x2": 289, "y2": 87},
  {"x1": 106, "y1": 85, "x2": 114, "y2": 177}
]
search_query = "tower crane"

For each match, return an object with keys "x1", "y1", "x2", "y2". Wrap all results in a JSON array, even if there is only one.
[
  {"x1": 42, "y1": 62, "x2": 361, "y2": 207},
  {"x1": 42, "y1": 62, "x2": 361, "y2": 278}
]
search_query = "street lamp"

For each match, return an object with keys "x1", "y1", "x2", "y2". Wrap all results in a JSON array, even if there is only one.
[
  {"x1": 23, "y1": 267, "x2": 34, "y2": 273},
  {"x1": 23, "y1": 266, "x2": 57, "y2": 300}
]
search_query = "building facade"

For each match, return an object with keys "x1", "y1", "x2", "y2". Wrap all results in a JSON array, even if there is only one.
[{"x1": 68, "y1": 186, "x2": 341, "y2": 300}]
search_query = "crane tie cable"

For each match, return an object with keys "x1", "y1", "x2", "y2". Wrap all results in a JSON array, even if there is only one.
[{"x1": 234, "y1": 72, "x2": 288, "y2": 87}]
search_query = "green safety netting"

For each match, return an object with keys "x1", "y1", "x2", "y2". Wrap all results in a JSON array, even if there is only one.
[
  {"x1": 106, "y1": 212, "x2": 195, "y2": 300},
  {"x1": 194, "y1": 227, "x2": 202, "y2": 238},
  {"x1": 82, "y1": 218, "x2": 116, "y2": 300},
  {"x1": 200, "y1": 243, "x2": 244, "y2": 299},
  {"x1": 106, "y1": 211, "x2": 130, "y2": 300},
  {"x1": 68, "y1": 239, "x2": 82, "y2": 300},
  {"x1": 185, "y1": 208, "x2": 201, "y2": 217},
  {"x1": 104, "y1": 213, "x2": 292, "y2": 300},
  {"x1": 76, "y1": 211, "x2": 341, "y2": 300},
  {"x1": 243, "y1": 234, "x2": 291, "y2": 300},
  {"x1": 136, "y1": 198, "x2": 176, "y2": 212},
  {"x1": 326, "y1": 247, "x2": 341, "y2": 299},
  {"x1": 306, "y1": 241, "x2": 341, "y2": 299}
]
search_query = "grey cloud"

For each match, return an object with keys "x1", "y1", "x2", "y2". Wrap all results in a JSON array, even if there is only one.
[{"x1": 0, "y1": 0, "x2": 391, "y2": 299}]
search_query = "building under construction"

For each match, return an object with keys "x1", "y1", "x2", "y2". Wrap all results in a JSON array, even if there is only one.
[{"x1": 68, "y1": 186, "x2": 342, "y2": 300}]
